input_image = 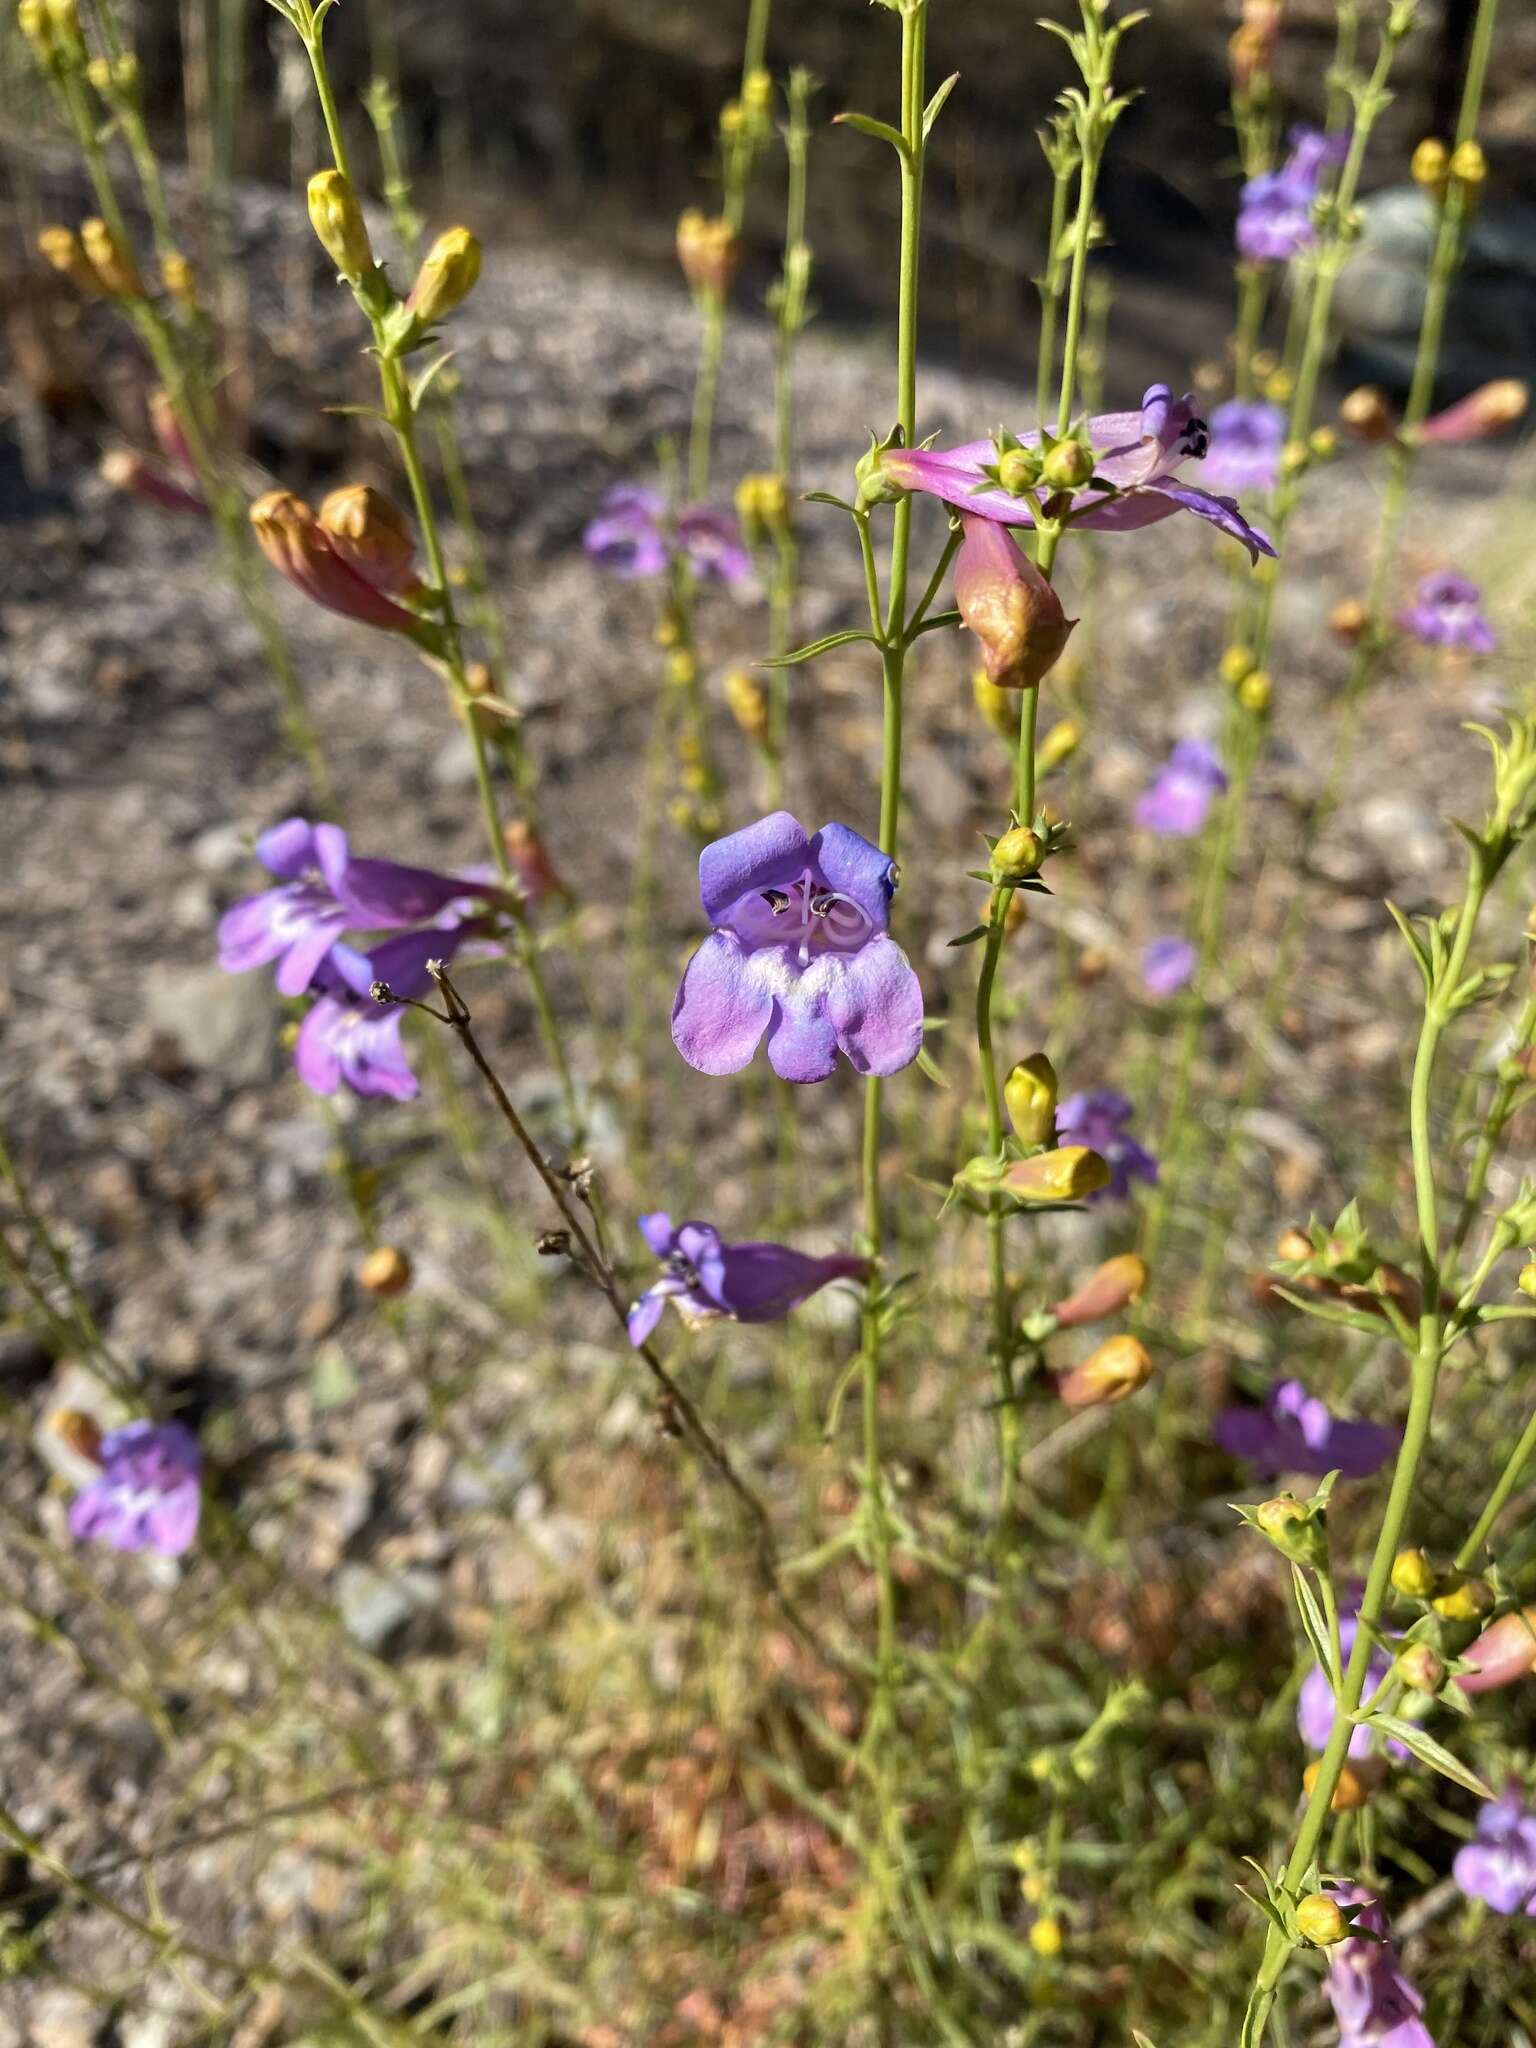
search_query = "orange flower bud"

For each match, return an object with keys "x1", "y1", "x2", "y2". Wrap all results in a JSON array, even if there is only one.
[
  {"x1": 318, "y1": 484, "x2": 419, "y2": 594},
  {"x1": 79, "y1": 215, "x2": 143, "y2": 298},
  {"x1": 37, "y1": 223, "x2": 100, "y2": 291},
  {"x1": 503, "y1": 818, "x2": 567, "y2": 907},
  {"x1": 1056, "y1": 1334, "x2": 1154, "y2": 1411},
  {"x1": 1328, "y1": 597, "x2": 1368, "y2": 644},
  {"x1": 1052, "y1": 1254, "x2": 1148, "y2": 1328},
  {"x1": 676, "y1": 209, "x2": 740, "y2": 300},
  {"x1": 51, "y1": 1409, "x2": 103, "y2": 1464},
  {"x1": 359, "y1": 1246, "x2": 412, "y2": 1298},
  {"x1": 1304, "y1": 1756, "x2": 1387, "y2": 1811},
  {"x1": 250, "y1": 490, "x2": 423, "y2": 635},
  {"x1": 1338, "y1": 386, "x2": 1395, "y2": 442},
  {"x1": 954, "y1": 514, "x2": 1075, "y2": 691}
]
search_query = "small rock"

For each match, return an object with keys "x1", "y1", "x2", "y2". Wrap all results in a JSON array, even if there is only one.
[
  {"x1": 333, "y1": 1562, "x2": 443, "y2": 1654},
  {"x1": 141, "y1": 964, "x2": 277, "y2": 1086},
  {"x1": 28, "y1": 1988, "x2": 99, "y2": 2048}
]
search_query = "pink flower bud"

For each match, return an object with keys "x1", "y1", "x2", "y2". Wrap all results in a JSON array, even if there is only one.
[
  {"x1": 1417, "y1": 379, "x2": 1529, "y2": 444},
  {"x1": 1052, "y1": 1253, "x2": 1149, "y2": 1328},
  {"x1": 953, "y1": 514, "x2": 1076, "y2": 691},
  {"x1": 1459, "y1": 1607, "x2": 1536, "y2": 1694},
  {"x1": 100, "y1": 448, "x2": 207, "y2": 515},
  {"x1": 250, "y1": 490, "x2": 425, "y2": 636}
]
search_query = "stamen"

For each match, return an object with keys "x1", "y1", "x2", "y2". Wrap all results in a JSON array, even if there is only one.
[
  {"x1": 808, "y1": 890, "x2": 836, "y2": 916},
  {"x1": 761, "y1": 888, "x2": 791, "y2": 914}
]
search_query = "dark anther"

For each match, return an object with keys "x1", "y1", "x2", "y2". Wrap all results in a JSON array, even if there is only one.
[
  {"x1": 809, "y1": 890, "x2": 836, "y2": 916},
  {"x1": 559, "y1": 1156, "x2": 593, "y2": 1183},
  {"x1": 369, "y1": 980, "x2": 395, "y2": 1005},
  {"x1": 1181, "y1": 417, "x2": 1210, "y2": 460},
  {"x1": 535, "y1": 1230, "x2": 571, "y2": 1257},
  {"x1": 761, "y1": 888, "x2": 791, "y2": 913}
]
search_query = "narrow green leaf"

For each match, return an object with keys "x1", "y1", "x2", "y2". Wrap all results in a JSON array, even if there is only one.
[
  {"x1": 909, "y1": 607, "x2": 963, "y2": 640},
  {"x1": 760, "y1": 628, "x2": 879, "y2": 668},
  {"x1": 915, "y1": 1047, "x2": 949, "y2": 1089},
  {"x1": 801, "y1": 489, "x2": 856, "y2": 512},
  {"x1": 831, "y1": 110, "x2": 911, "y2": 160},
  {"x1": 922, "y1": 72, "x2": 960, "y2": 142},
  {"x1": 945, "y1": 925, "x2": 991, "y2": 949},
  {"x1": 1363, "y1": 1714, "x2": 1492, "y2": 1797},
  {"x1": 1291, "y1": 1565, "x2": 1336, "y2": 1684},
  {"x1": 410, "y1": 350, "x2": 458, "y2": 409}
]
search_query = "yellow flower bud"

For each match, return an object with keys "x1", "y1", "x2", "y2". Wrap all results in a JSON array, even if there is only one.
[
  {"x1": 44, "y1": 0, "x2": 78, "y2": 38},
  {"x1": 1002, "y1": 1146, "x2": 1110, "y2": 1204},
  {"x1": 160, "y1": 249, "x2": 197, "y2": 307},
  {"x1": 666, "y1": 649, "x2": 697, "y2": 689},
  {"x1": 676, "y1": 209, "x2": 740, "y2": 300},
  {"x1": 1410, "y1": 137, "x2": 1449, "y2": 189},
  {"x1": 1254, "y1": 1493, "x2": 1326, "y2": 1568},
  {"x1": 1519, "y1": 1259, "x2": 1536, "y2": 1298},
  {"x1": 1262, "y1": 367, "x2": 1294, "y2": 405},
  {"x1": 358, "y1": 1245, "x2": 413, "y2": 1298},
  {"x1": 1041, "y1": 440, "x2": 1093, "y2": 490},
  {"x1": 1056, "y1": 1334, "x2": 1154, "y2": 1411},
  {"x1": 1004, "y1": 1053, "x2": 1058, "y2": 1146},
  {"x1": 719, "y1": 98, "x2": 746, "y2": 138},
  {"x1": 1448, "y1": 139, "x2": 1485, "y2": 188},
  {"x1": 724, "y1": 667, "x2": 769, "y2": 743},
  {"x1": 17, "y1": 0, "x2": 53, "y2": 57},
  {"x1": 1390, "y1": 1548, "x2": 1438, "y2": 1600},
  {"x1": 996, "y1": 445, "x2": 1043, "y2": 495},
  {"x1": 1037, "y1": 716, "x2": 1082, "y2": 773},
  {"x1": 1395, "y1": 1644, "x2": 1445, "y2": 1694},
  {"x1": 972, "y1": 668, "x2": 1017, "y2": 740},
  {"x1": 1238, "y1": 669, "x2": 1271, "y2": 715},
  {"x1": 85, "y1": 53, "x2": 111, "y2": 93},
  {"x1": 1020, "y1": 1871, "x2": 1048, "y2": 1905},
  {"x1": 1329, "y1": 597, "x2": 1368, "y2": 643},
  {"x1": 1308, "y1": 426, "x2": 1338, "y2": 459},
  {"x1": 37, "y1": 223, "x2": 100, "y2": 293},
  {"x1": 742, "y1": 66, "x2": 773, "y2": 115},
  {"x1": 1339, "y1": 385, "x2": 1396, "y2": 441},
  {"x1": 1028, "y1": 1916, "x2": 1063, "y2": 1958},
  {"x1": 992, "y1": 825, "x2": 1043, "y2": 882},
  {"x1": 1219, "y1": 644, "x2": 1254, "y2": 685},
  {"x1": 1305, "y1": 1756, "x2": 1387, "y2": 1811},
  {"x1": 407, "y1": 226, "x2": 482, "y2": 323},
  {"x1": 307, "y1": 168, "x2": 374, "y2": 283},
  {"x1": 79, "y1": 216, "x2": 143, "y2": 298},
  {"x1": 1432, "y1": 1571, "x2": 1494, "y2": 1623},
  {"x1": 1296, "y1": 1894, "x2": 1348, "y2": 1947}
]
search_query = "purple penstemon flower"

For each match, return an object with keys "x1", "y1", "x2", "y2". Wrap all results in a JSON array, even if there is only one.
[
  {"x1": 1296, "y1": 1607, "x2": 1408, "y2": 1759},
  {"x1": 1236, "y1": 124, "x2": 1349, "y2": 265},
  {"x1": 1055, "y1": 1090, "x2": 1157, "y2": 1199},
  {"x1": 877, "y1": 384, "x2": 1276, "y2": 563},
  {"x1": 69, "y1": 1420, "x2": 202, "y2": 1559},
  {"x1": 1201, "y1": 399, "x2": 1287, "y2": 495},
  {"x1": 627, "y1": 1213, "x2": 869, "y2": 1346},
  {"x1": 583, "y1": 486, "x2": 749, "y2": 586},
  {"x1": 1398, "y1": 571, "x2": 1497, "y2": 654},
  {"x1": 293, "y1": 925, "x2": 470, "y2": 1102},
  {"x1": 1453, "y1": 1787, "x2": 1536, "y2": 1915},
  {"x1": 217, "y1": 817, "x2": 495, "y2": 997},
  {"x1": 671, "y1": 811, "x2": 925, "y2": 1084},
  {"x1": 1142, "y1": 936, "x2": 1197, "y2": 999},
  {"x1": 1323, "y1": 1886, "x2": 1435, "y2": 2048},
  {"x1": 1214, "y1": 1378, "x2": 1399, "y2": 1481},
  {"x1": 1134, "y1": 739, "x2": 1228, "y2": 837}
]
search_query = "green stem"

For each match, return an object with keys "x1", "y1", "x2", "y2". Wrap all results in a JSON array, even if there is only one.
[{"x1": 1457, "y1": 1403, "x2": 1536, "y2": 1570}]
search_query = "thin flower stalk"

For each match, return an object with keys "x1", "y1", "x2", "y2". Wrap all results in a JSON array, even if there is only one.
[
  {"x1": 762, "y1": 67, "x2": 814, "y2": 806},
  {"x1": 278, "y1": 1, "x2": 584, "y2": 1142}
]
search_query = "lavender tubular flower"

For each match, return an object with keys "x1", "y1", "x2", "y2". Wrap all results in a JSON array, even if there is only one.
[
  {"x1": 1214, "y1": 1378, "x2": 1399, "y2": 1480},
  {"x1": 1236, "y1": 125, "x2": 1348, "y2": 265},
  {"x1": 582, "y1": 487, "x2": 750, "y2": 585},
  {"x1": 1296, "y1": 1612, "x2": 1405, "y2": 1759},
  {"x1": 1054, "y1": 1090, "x2": 1157, "y2": 1199},
  {"x1": 1134, "y1": 738, "x2": 1228, "y2": 836},
  {"x1": 1201, "y1": 399, "x2": 1287, "y2": 496},
  {"x1": 671, "y1": 811, "x2": 924, "y2": 1084},
  {"x1": 293, "y1": 926, "x2": 470, "y2": 1102},
  {"x1": 1323, "y1": 1887, "x2": 1435, "y2": 2048},
  {"x1": 1453, "y1": 1788, "x2": 1536, "y2": 1915},
  {"x1": 1399, "y1": 571, "x2": 1497, "y2": 653},
  {"x1": 1142, "y1": 936, "x2": 1197, "y2": 998},
  {"x1": 878, "y1": 384, "x2": 1276, "y2": 563},
  {"x1": 68, "y1": 1420, "x2": 202, "y2": 1559},
  {"x1": 627, "y1": 1213, "x2": 868, "y2": 1345}
]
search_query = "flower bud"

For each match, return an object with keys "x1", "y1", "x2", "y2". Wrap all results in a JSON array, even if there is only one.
[
  {"x1": 1254, "y1": 1493, "x2": 1327, "y2": 1568},
  {"x1": 676, "y1": 209, "x2": 739, "y2": 300},
  {"x1": 100, "y1": 448, "x2": 207, "y2": 515},
  {"x1": 1056, "y1": 1334, "x2": 1154, "y2": 1411},
  {"x1": 1041, "y1": 440, "x2": 1093, "y2": 490},
  {"x1": 1395, "y1": 1643, "x2": 1445, "y2": 1694},
  {"x1": 44, "y1": 0, "x2": 78, "y2": 38},
  {"x1": 666, "y1": 648, "x2": 697, "y2": 689},
  {"x1": 1431, "y1": 1571, "x2": 1494, "y2": 1623},
  {"x1": 251, "y1": 490, "x2": 423, "y2": 635},
  {"x1": 1002, "y1": 1146, "x2": 1110, "y2": 1204},
  {"x1": 504, "y1": 818, "x2": 566, "y2": 906},
  {"x1": 1052, "y1": 1253, "x2": 1148, "y2": 1328},
  {"x1": 1238, "y1": 669, "x2": 1271, "y2": 715},
  {"x1": 51, "y1": 1409, "x2": 103, "y2": 1463},
  {"x1": 1037, "y1": 716, "x2": 1083, "y2": 773},
  {"x1": 1390, "y1": 1547, "x2": 1438, "y2": 1600},
  {"x1": 1304, "y1": 1757, "x2": 1387, "y2": 1811},
  {"x1": 1449, "y1": 139, "x2": 1485, "y2": 189},
  {"x1": 724, "y1": 667, "x2": 769, "y2": 742},
  {"x1": 1338, "y1": 386, "x2": 1395, "y2": 441},
  {"x1": 992, "y1": 825, "x2": 1043, "y2": 882},
  {"x1": 1519, "y1": 1259, "x2": 1536, "y2": 1298},
  {"x1": 307, "y1": 169, "x2": 374, "y2": 283},
  {"x1": 996, "y1": 445, "x2": 1044, "y2": 495},
  {"x1": 406, "y1": 226, "x2": 482, "y2": 323},
  {"x1": 16, "y1": 0, "x2": 52, "y2": 57},
  {"x1": 1028, "y1": 1915, "x2": 1063, "y2": 1958},
  {"x1": 1219, "y1": 644, "x2": 1255, "y2": 685},
  {"x1": 159, "y1": 249, "x2": 198, "y2": 307},
  {"x1": 742, "y1": 66, "x2": 773, "y2": 115},
  {"x1": 318, "y1": 484, "x2": 418, "y2": 594},
  {"x1": 954, "y1": 514, "x2": 1075, "y2": 692},
  {"x1": 1329, "y1": 597, "x2": 1368, "y2": 643},
  {"x1": 1296, "y1": 1894, "x2": 1348, "y2": 1947},
  {"x1": 1410, "y1": 137, "x2": 1449, "y2": 189},
  {"x1": 1004, "y1": 1053, "x2": 1058, "y2": 1146},
  {"x1": 37, "y1": 223, "x2": 101, "y2": 292},
  {"x1": 85, "y1": 53, "x2": 111, "y2": 92},
  {"x1": 1459, "y1": 1606, "x2": 1536, "y2": 1693},
  {"x1": 1275, "y1": 1226, "x2": 1314, "y2": 1262},
  {"x1": 1262, "y1": 367, "x2": 1294, "y2": 405},
  {"x1": 972, "y1": 668, "x2": 1017, "y2": 740},
  {"x1": 359, "y1": 1245, "x2": 412, "y2": 1298},
  {"x1": 79, "y1": 216, "x2": 143, "y2": 298},
  {"x1": 1308, "y1": 426, "x2": 1338, "y2": 460},
  {"x1": 1418, "y1": 378, "x2": 1528, "y2": 444}
]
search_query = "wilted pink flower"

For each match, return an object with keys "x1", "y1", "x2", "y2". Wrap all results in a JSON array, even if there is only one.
[
  {"x1": 952, "y1": 514, "x2": 1075, "y2": 690},
  {"x1": 1417, "y1": 379, "x2": 1528, "y2": 444}
]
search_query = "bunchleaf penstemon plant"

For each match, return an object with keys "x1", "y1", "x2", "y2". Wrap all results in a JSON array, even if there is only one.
[
  {"x1": 1234, "y1": 714, "x2": 1536, "y2": 2047},
  {"x1": 261, "y1": 0, "x2": 583, "y2": 1142}
]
